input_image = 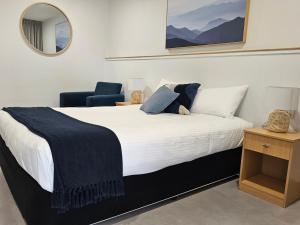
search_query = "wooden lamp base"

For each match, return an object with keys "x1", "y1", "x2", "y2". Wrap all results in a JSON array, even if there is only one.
[
  {"x1": 130, "y1": 90, "x2": 143, "y2": 104},
  {"x1": 264, "y1": 110, "x2": 290, "y2": 133}
]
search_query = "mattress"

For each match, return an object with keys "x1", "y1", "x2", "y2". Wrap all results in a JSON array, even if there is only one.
[{"x1": 0, "y1": 105, "x2": 252, "y2": 192}]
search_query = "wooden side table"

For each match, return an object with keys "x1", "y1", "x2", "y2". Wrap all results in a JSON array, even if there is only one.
[
  {"x1": 115, "y1": 102, "x2": 133, "y2": 106},
  {"x1": 239, "y1": 128, "x2": 300, "y2": 208}
]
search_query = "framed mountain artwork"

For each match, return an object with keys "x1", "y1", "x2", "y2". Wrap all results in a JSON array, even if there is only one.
[
  {"x1": 55, "y1": 22, "x2": 71, "y2": 53},
  {"x1": 166, "y1": 0, "x2": 250, "y2": 48}
]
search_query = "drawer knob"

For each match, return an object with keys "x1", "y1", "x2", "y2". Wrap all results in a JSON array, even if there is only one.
[{"x1": 262, "y1": 144, "x2": 271, "y2": 148}]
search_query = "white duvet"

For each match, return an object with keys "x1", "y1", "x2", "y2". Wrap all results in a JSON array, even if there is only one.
[{"x1": 0, "y1": 105, "x2": 252, "y2": 192}]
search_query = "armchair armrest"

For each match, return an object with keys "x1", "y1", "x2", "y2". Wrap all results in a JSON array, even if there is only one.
[
  {"x1": 60, "y1": 92, "x2": 94, "y2": 107},
  {"x1": 86, "y1": 94, "x2": 125, "y2": 107}
]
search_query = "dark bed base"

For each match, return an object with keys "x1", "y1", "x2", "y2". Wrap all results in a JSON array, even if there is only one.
[{"x1": 0, "y1": 137, "x2": 242, "y2": 225}]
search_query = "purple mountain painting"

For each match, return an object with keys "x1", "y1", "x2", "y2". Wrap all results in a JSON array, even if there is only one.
[{"x1": 166, "y1": 0, "x2": 249, "y2": 48}]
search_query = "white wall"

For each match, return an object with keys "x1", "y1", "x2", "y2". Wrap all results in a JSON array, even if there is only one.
[
  {"x1": 0, "y1": 0, "x2": 108, "y2": 108},
  {"x1": 107, "y1": 0, "x2": 300, "y2": 58},
  {"x1": 105, "y1": 0, "x2": 300, "y2": 128},
  {"x1": 43, "y1": 15, "x2": 66, "y2": 54}
]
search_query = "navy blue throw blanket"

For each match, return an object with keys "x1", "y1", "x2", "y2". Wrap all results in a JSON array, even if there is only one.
[{"x1": 3, "y1": 107, "x2": 124, "y2": 212}]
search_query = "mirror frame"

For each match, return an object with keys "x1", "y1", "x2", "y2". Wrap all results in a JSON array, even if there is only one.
[{"x1": 20, "y1": 2, "x2": 73, "y2": 57}]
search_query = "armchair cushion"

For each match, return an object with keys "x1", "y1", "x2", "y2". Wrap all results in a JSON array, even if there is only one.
[
  {"x1": 94, "y1": 82, "x2": 122, "y2": 95},
  {"x1": 60, "y1": 92, "x2": 94, "y2": 107},
  {"x1": 86, "y1": 94, "x2": 125, "y2": 107}
]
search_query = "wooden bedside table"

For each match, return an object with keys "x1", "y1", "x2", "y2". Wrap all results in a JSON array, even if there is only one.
[
  {"x1": 239, "y1": 128, "x2": 300, "y2": 208},
  {"x1": 115, "y1": 102, "x2": 133, "y2": 106}
]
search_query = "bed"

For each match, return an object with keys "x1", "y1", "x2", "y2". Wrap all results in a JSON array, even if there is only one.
[{"x1": 0, "y1": 105, "x2": 252, "y2": 225}]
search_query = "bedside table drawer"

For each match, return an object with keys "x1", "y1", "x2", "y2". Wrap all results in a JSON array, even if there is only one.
[{"x1": 244, "y1": 133, "x2": 291, "y2": 160}]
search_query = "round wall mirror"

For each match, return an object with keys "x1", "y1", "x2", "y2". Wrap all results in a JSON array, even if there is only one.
[{"x1": 20, "y1": 3, "x2": 72, "y2": 56}]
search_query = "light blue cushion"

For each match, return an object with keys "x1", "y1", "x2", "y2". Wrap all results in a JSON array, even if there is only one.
[{"x1": 140, "y1": 86, "x2": 179, "y2": 114}]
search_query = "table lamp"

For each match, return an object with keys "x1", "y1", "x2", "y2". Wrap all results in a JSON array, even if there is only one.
[
  {"x1": 264, "y1": 86, "x2": 299, "y2": 133},
  {"x1": 128, "y1": 78, "x2": 146, "y2": 104}
]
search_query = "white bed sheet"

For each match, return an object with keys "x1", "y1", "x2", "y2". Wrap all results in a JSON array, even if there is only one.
[{"x1": 0, "y1": 105, "x2": 252, "y2": 192}]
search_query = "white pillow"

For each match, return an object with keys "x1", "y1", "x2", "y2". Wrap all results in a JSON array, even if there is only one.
[
  {"x1": 155, "y1": 78, "x2": 198, "y2": 91},
  {"x1": 155, "y1": 78, "x2": 178, "y2": 91},
  {"x1": 191, "y1": 85, "x2": 248, "y2": 118}
]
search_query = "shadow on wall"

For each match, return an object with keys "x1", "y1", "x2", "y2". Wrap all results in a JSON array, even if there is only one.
[
  {"x1": 290, "y1": 98, "x2": 300, "y2": 131},
  {"x1": 293, "y1": 109, "x2": 300, "y2": 132},
  {"x1": 143, "y1": 86, "x2": 154, "y2": 102}
]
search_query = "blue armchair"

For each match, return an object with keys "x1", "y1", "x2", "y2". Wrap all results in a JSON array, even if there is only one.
[{"x1": 60, "y1": 82, "x2": 124, "y2": 107}]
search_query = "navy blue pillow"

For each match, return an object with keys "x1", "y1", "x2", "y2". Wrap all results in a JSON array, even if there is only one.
[
  {"x1": 165, "y1": 83, "x2": 201, "y2": 115},
  {"x1": 140, "y1": 86, "x2": 179, "y2": 114}
]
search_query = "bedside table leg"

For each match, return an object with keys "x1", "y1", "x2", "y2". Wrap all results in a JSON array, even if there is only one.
[{"x1": 285, "y1": 145, "x2": 300, "y2": 206}]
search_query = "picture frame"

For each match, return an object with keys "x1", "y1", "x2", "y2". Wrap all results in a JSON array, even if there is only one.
[{"x1": 166, "y1": 0, "x2": 250, "y2": 49}]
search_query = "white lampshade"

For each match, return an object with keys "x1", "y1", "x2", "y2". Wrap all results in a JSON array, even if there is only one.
[
  {"x1": 265, "y1": 86, "x2": 300, "y2": 122},
  {"x1": 264, "y1": 86, "x2": 300, "y2": 132},
  {"x1": 127, "y1": 78, "x2": 146, "y2": 91}
]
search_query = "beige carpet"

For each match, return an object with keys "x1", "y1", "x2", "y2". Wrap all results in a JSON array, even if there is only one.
[{"x1": 1, "y1": 168, "x2": 300, "y2": 225}]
